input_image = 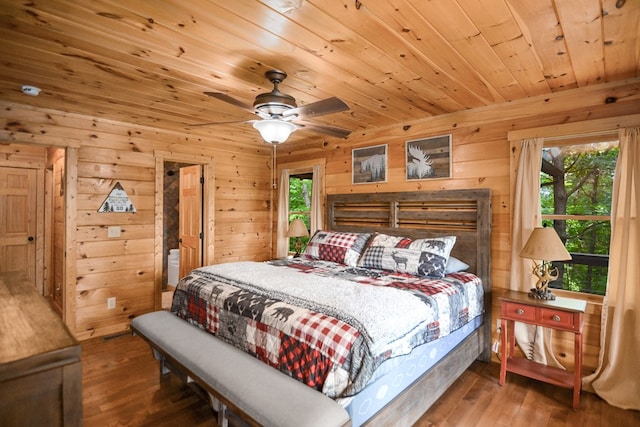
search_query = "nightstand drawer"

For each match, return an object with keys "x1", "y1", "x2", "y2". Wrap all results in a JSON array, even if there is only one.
[
  {"x1": 502, "y1": 301, "x2": 536, "y2": 322},
  {"x1": 539, "y1": 308, "x2": 578, "y2": 330}
]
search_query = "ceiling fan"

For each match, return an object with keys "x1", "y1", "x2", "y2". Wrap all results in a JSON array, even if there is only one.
[{"x1": 201, "y1": 70, "x2": 352, "y2": 143}]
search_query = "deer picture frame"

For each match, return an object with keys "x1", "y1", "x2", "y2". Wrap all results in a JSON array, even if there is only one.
[{"x1": 405, "y1": 134, "x2": 452, "y2": 180}]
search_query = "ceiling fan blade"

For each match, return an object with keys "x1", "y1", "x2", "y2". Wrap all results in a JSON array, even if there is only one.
[
  {"x1": 186, "y1": 119, "x2": 255, "y2": 128},
  {"x1": 296, "y1": 120, "x2": 352, "y2": 138},
  {"x1": 204, "y1": 91, "x2": 271, "y2": 119},
  {"x1": 283, "y1": 97, "x2": 349, "y2": 120},
  {"x1": 204, "y1": 91, "x2": 257, "y2": 113}
]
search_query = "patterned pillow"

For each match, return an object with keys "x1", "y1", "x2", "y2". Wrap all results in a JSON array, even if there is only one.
[
  {"x1": 358, "y1": 233, "x2": 456, "y2": 278},
  {"x1": 303, "y1": 230, "x2": 373, "y2": 266}
]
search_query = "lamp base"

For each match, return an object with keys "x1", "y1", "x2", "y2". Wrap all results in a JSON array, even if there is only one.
[{"x1": 528, "y1": 288, "x2": 556, "y2": 300}]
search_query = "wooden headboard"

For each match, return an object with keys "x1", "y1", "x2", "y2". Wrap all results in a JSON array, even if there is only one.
[{"x1": 326, "y1": 189, "x2": 492, "y2": 294}]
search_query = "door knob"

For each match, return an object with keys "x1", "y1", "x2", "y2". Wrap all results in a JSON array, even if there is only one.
[{"x1": 28, "y1": 236, "x2": 34, "y2": 242}]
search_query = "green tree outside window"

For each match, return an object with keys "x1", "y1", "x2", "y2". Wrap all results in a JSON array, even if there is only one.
[{"x1": 541, "y1": 140, "x2": 618, "y2": 295}]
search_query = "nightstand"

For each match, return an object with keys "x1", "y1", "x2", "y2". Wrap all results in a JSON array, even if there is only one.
[{"x1": 498, "y1": 290, "x2": 587, "y2": 409}]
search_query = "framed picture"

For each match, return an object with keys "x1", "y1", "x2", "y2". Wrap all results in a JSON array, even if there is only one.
[
  {"x1": 405, "y1": 134, "x2": 452, "y2": 180},
  {"x1": 352, "y1": 144, "x2": 387, "y2": 184}
]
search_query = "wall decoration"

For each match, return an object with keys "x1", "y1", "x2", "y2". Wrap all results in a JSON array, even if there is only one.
[
  {"x1": 352, "y1": 144, "x2": 387, "y2": 184},
  {"x1": 98, "y1": 182, "x2": 137, "y2": 213},
  {"x1": 405, "y1": 134, "x2": 452, "y2": 180}
]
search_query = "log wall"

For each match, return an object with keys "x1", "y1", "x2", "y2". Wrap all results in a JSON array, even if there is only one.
[
  {"x1": 1, "y1": 102, "x2": 273, "y2": 340},
  {"x1": 277, "y1": 79, "x2": 640, "y2": 373}
]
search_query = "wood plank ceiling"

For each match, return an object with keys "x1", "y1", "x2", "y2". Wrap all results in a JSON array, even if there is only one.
[{"x1": 0, "y1": 0, "x2": 638, "y2": 146}]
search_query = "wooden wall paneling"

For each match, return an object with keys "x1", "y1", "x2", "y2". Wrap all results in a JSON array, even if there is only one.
[
  {"x1": 508, "y1": 113, "x2": 640, "y2": 141},
  {"x1": 64, "y1": 147, "x2": 78, "y2": 333},
  {"x1": 76, "y1": 267, "x2": 154, "y2": 293},
  {"x1": 74, "y1": 144, "x2": 157, "y2": 338},
  {"x1": 0, "y1": 129, "x2": 82, "y2": 148},
  {"x1": 44, "y1": 153, "x2": 54, "y2": 301},
  {"x1": 0, "y1": 143, "x2": 47, "y2": 168},
  {"x1": 54, "y1": 184, "x2": 65, "y2": 309},
  {"x1": 35, "y1": 168, "x2": 45, "y2": 293},
  {"x1": 0, "y1": 102, "x2": 275, "y2": 340}
]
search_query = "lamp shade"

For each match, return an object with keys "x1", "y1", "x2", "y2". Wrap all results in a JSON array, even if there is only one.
[
  {"x1": 520, "y1": 227, "x2": 572, "y2": 261},
  {"x1": 253, "y1": 119, "x2": 296, "y2": 144},
  {"x1": 287, "y1": 218, "x2": 309, "y2": 238}
]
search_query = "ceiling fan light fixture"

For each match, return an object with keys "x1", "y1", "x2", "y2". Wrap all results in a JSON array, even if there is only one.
[{"x1": 253, "y1": 119, "x2": 297, "y2": 144}]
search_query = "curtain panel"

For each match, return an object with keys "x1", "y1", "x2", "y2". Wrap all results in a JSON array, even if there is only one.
[{"x1": 583, "y1": 127, "x2": 640, "y2": 410}]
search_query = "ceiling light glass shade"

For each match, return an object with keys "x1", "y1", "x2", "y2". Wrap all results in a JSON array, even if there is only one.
[{"x1": 253, "y1": 119, "x2": 297, "y2": 144}]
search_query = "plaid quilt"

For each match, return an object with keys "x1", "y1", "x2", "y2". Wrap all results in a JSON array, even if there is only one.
[{"x1": 171, "y1": 259, "x2": 484, "y2": 398}]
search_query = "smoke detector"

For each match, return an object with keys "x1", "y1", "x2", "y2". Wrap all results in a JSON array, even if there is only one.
[{"x1": 21, "y1": 85, "x2": 41, "y2": 96}]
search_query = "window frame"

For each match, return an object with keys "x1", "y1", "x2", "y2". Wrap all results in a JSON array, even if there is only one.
[
  {"x1": 287, "y1": 173, "x2": 313, "y2": 254},
  {"x1": 275, "y1": 159, "x2": 325, "y2": 259},
  {"x1": 540, "y1": 136, "x2": 618, "y2": 295}
]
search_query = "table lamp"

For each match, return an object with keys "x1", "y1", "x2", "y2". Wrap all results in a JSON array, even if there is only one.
[
  {"x1": 520, "y1": 226, "x2": 572, "y2": 300},
  {"x1": 287, "y1": 218, "x2": 309, "y2": 257}
]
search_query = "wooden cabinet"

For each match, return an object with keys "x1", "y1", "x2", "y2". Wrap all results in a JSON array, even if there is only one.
[
  {"x1": 0, "y1": 271, "x2": 82, "y2": 426},
  {"x1": 499, "y1": 290, "x2": 586, "y2": 409}
]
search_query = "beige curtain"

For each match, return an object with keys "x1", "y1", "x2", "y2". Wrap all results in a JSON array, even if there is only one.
[
  {"x1": 310, "y1": 164, "x2": 323, "y2": 235},
  {"x1": 510, "y1": 137, "x2": 563, "y2": 367},
  {"x1": 276, "y1": 169, "x2": 290, "y2": 258},
  {"x1": 583, "y1": 127, "x2": 640, "y2": 410}
]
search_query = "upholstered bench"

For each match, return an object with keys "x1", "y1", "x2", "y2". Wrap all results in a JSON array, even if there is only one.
[{"x1": 131, "y1": 310, "x2": 351, "y2": 427}]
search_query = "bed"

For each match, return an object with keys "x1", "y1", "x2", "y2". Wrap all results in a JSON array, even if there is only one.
[{"x1": 171, "y1": 189, "x2": 491, "y2": 426}]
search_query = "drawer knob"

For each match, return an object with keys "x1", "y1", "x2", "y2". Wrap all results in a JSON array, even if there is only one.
[
  {"x1": 552, "y1": 314, "x2": 561, "y2": 322},
  {"x1": 516, "y1": 308, "x2": 525, "y2": 315}
]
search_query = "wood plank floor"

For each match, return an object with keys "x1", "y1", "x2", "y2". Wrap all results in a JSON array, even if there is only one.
[{"x1": 81, "y1": 333, "x2": 639, "y2": 427}]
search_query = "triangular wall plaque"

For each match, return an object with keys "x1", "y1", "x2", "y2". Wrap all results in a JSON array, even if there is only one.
[{"x1": 98, "y1": 182, "x2": 137, "y2": 213}]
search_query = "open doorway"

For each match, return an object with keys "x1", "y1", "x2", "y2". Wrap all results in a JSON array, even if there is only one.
[
  {"x1": 162, "y1": 161, "x2": 203, "y2": 291},
  {"x1": 0, "y1": 144, "x2": 65, "y2": 315},
  {"x1": 155, "y1": 153, "x2": 214, "y2": 311},
  {"x1": 45, "y1": 147, "x2": 66, "y2": 313}
]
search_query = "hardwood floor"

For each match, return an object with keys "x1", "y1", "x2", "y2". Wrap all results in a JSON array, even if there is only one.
[{"x1": 82, "y1": 333, "x2": 639, "y2": 427}]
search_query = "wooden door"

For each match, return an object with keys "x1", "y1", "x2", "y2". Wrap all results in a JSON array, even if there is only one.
[
  {"x1": 0, "y1": 167, "x2": 37, "y2": 282},
  {"x1": 179, "y1": 165, "x2": 203, "y2": 278}
]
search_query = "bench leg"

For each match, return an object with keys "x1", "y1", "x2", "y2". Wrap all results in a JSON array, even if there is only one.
[
  {"x1": 151, "y1": 349, "x2": 171, "y2": 376},
  {"x1": 209, "y1": 394, "x2": 229, "y2": 427}
]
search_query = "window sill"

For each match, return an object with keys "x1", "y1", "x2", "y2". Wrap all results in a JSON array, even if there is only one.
[{"x1": 551, "y1": 288, "x2": 604, "y2": 307}]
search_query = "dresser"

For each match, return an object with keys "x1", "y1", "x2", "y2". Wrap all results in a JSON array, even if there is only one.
[
  {"x1": 498, "y1": 290, "x2": 586, "y2": 409},
  {"x1": 0, "y1": 271, "x2": 82, "y2": 426}
]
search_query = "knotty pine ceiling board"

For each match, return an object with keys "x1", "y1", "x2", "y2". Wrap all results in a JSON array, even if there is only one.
[{"x1": 0, "y1": 0, "x2": 637, "y2": 147}]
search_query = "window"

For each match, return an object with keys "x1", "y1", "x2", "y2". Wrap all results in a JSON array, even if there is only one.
[
  {"x1": 541, "y1": 139, "x2": 619, "y2": 295},
  {"x1": 288, "y1": 173, "x2": 312, "y2": 253}
]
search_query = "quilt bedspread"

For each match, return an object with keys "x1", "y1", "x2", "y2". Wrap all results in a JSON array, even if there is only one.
[{"x1": 171, "y1": 259, "x2": 483, "y2": 398}]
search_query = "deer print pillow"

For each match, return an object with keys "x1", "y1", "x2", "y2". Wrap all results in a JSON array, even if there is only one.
[{"x1": 358, "y1": 233, "x2": 456, "y2": 278}]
